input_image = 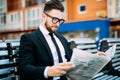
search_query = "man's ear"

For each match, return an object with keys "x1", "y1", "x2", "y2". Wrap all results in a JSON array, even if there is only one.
[{"x1": 42, "y1": 13, "x2": 47, "y2": 23}]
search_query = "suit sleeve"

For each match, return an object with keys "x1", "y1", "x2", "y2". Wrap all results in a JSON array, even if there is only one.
[{"x1": 18, "y1": 34, "x2": 47, "y2": 79}]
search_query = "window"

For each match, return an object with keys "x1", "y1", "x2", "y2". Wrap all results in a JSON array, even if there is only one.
[
  {"x1": 0, "y1": 0, "x2": 6, "y2": 24},
  {"x1": 11, "y1": 14, "x2": 13, "y2": 22},
  {"x1": 0, "y1": 14, "x2": 6, "y2": 24},
  {"x1": 116, "y1": 0, "x2": 120, "y2": 18},
  {"x1": 108, "y1": 0, "x2": 120, "y2": 18},
  {"x1": 78, "y1": 4, "x2": 86, "y2": 14}
]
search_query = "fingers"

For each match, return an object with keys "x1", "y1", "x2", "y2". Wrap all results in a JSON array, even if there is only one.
[
  {"x1": 60, "y1": 70, "x2": 67, "y2": 75},
  {"x1": 47, "y1": 66, "x2": 66, "y2": 77},
  {"x1": 56, "y1": 62, "x2": 75, "y2": 71},
  {"x1": 59, "y1": 62, "x2": 75, "y2": 67},
  {"x1": 55, "y1": 62, "x2": 75, "y2": 72},
  {"x1": 47, "y1": 62, "x2": 75, "y2": 77},
  {"x1": 97, "y1": 51, "x2": 106, "y2": 56}
]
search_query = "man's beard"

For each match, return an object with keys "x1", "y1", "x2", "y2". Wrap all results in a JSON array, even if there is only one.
[{"x1": 45, "y1": 21, "x2": 56, "y2": 33}]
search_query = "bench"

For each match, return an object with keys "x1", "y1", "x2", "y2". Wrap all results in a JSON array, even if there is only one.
[
  {"x1": 1, "y1": 38, "x2": 98, "y2": 80},
  {"x1": 104, "y1": 38, "x2": 120, "y2": 71},
  {"x1": 0, "y1": 42, "x2": 12, "y2": 80},
  {"x1": 1, "y1": 38, "x2": 120, "y2": 80},
  {"x1": 92, "y1": 38, "x2": 120, "y2": 80},
  {"x1": 0, "y1": 40, "x2": 20, "y2": 80}
]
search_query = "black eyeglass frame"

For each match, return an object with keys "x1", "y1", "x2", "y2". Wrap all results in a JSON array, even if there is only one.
[{"x1": 44, "y1": 12, "x2": 65, "y2": 24}]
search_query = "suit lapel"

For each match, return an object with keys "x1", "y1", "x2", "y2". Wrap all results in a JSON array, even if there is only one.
[{"x1": 35, "y1": 29, "x2": 54, "y2": 65}]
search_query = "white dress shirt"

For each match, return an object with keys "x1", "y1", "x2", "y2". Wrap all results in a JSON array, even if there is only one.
[{"x1": 39, "y1": 25, "x2": 67, "y2": 80}]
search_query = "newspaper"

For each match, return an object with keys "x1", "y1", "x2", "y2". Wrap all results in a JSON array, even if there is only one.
[{"x1": 66, "y1": 44, "x2": 116, "y2": 80}]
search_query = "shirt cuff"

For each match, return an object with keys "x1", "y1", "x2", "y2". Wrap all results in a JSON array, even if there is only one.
[{"x1": 44, "y1": 67, "x2": 49, "y2": 78}]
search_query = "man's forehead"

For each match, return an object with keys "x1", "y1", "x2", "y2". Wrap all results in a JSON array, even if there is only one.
[{"x1": 47, "y1": 9, "x2": 65, "y2": 19}]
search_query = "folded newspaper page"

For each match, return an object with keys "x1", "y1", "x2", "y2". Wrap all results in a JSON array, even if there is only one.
[{"x1": 66, "y1": 44, "x2": 116, "y2": 80}]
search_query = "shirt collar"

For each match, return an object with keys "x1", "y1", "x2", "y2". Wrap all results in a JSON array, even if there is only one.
[{"x1": 39, "y1": 25, "x2": 49, "y2": 36}]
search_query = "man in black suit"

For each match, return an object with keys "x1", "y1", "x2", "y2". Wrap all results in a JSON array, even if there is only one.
[{"x1": 18, "y1": 0, "x2": 75, "y2": 80}]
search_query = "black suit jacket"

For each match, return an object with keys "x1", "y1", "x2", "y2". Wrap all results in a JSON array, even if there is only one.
[{"x1": 18, "y1": 29, "x2": 72, "y2": 80}]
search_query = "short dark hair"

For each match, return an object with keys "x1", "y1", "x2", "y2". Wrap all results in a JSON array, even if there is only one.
[{"x1": 43, "y1": 0, "x2": 64, "y2": 12}]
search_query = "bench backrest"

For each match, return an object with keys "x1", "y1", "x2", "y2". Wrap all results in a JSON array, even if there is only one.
[
  {"x1": 0, "y1": 40, "x2": 20, "y2": 80},
  {"x1": 0, "y1": 42, "x2": 13, "y2": 80},
  {"x1": 69, "y1": 38, "x2": 97, "y2": 54}
]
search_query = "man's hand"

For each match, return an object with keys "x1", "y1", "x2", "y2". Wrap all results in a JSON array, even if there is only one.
[
  {"x1": 96, "y1": 51, "x2": 106, "y2": 56},
  {"x1": 47, "y1": 62, "x2": 75, "y2": 77}
]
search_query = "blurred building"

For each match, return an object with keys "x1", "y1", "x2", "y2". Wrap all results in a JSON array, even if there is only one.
[
  {"x1": 67, "y1": 0, "x2": 107, "y2": 21},
  {"x1": 66, "y1": 0, "x2": 120, "y2": 38},
  {"x1": 0, "y1": 0, "x2": 45, "y2": 39},
  {"x1": 108, "y1": 0, "x2": 120, "y2": 38},
  {"x1": 0, "y1": 0, "x2": 120, "y2": 40},
  {"x1": 62, "y1": 0, "x2": 109, "y2": 40}
]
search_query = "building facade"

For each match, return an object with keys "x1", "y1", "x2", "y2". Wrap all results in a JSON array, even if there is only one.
[
  {"x1": 0, "y1": 0, "x2": 120, "y2": 40},
  {"x1": 66, "y1": 0, "x2": 120, "y2": 38},
  {"x1": 0, "y1": 0, "x2": 45, "y2": 39},
  {"x1": 66, "y1": 0, "x2": 107, "y2": 22}
]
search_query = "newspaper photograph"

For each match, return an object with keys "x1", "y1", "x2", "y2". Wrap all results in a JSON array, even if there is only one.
[{"x1": 66, "y1": 44, "x2": 116, "y2": 80}]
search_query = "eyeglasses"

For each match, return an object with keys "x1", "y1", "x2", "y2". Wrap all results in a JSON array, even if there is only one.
[{"x1": 45, "y1": 13, "x2": 65, "y2": 24}]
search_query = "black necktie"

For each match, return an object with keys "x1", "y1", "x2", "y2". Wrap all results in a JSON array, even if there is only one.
[{"x1": 49, "y1": 33, "x2": 63, "y2": 63}]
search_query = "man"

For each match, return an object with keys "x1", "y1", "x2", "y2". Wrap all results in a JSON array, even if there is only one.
[
  {"x1": 18, "y1": 0, "x2": 106, "y2": 80},
  {"x1": 18, "y1": 0, "x2": 75, "y2": 80}
]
